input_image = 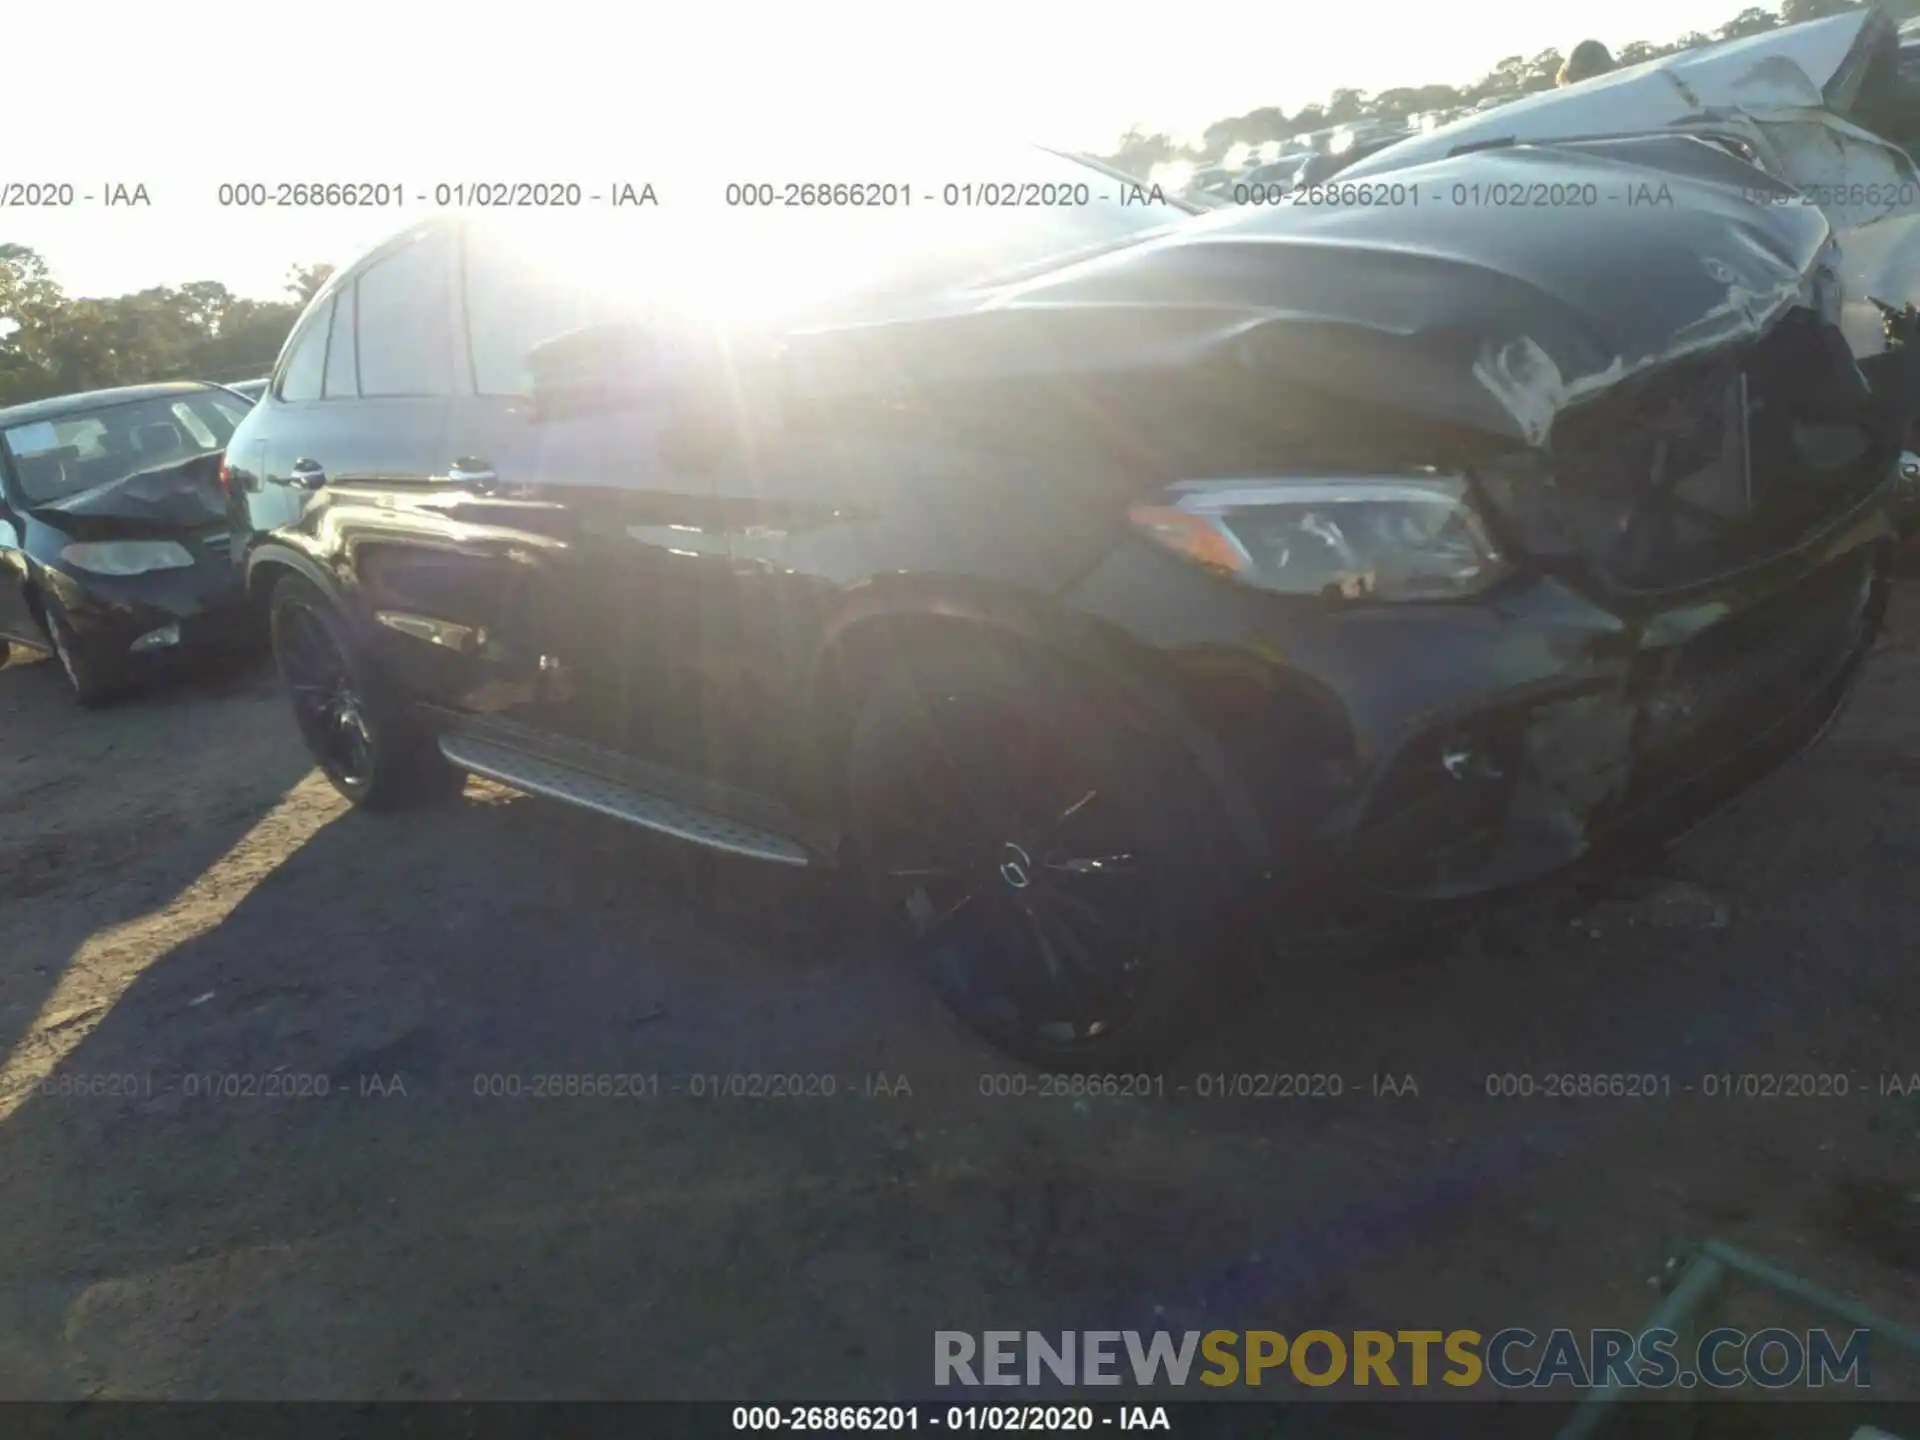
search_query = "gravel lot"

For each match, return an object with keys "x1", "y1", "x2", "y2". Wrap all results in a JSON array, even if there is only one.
[{"x1": 0, "y1": 588, "x2": 1917, "y2": 1404}]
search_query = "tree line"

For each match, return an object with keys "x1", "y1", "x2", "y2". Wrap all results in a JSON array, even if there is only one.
[
  {"x1": 0, "y1": 248, "x2": 335, "y2": 408},
  {"x1": 1104, "y1": 0, "x2": 1918, "y2": 172}
]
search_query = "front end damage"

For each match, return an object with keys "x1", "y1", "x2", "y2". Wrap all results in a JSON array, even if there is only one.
[
  {"x1": 1343, "y1": 7, "x2": 1920, "y2": 446},
  {"x1": 1330, "y1": 217, "x2": 1904, "y2": 893},
  {"x1": 939, "y1": 139, "x2": 1920, "y2": 900}
]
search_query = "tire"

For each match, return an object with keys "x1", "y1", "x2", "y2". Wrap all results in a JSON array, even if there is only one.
[
  {"x1": 43, "y1": 602, "x2": 124, "y2": 708},
  {"x1": 268, "y1": 574, "x2": 465, "y2": 808},
  {"x1": 844, "y1": 635, "x2": 1249, "y2": 1068}
]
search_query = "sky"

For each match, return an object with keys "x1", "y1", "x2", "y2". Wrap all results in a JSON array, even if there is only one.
[{"x1": 7, "y1": 0, "x2": 1752, "y2": 300}]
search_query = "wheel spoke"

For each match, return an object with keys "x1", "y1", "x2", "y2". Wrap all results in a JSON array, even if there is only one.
[
  {"x1": 1043, "y1": 882, "x2": 1146, "y2": 948},
  {"x1": 1021, "y1": 906, "x2": 1083, "y2": 1010},
  {"x1": 338, "y1": 714, "x2": 372, "y2": 773},
  {"x1": 917, "y1": 702, "x2": 1047, "y2": 838},
  {"x1": 1045, "y1": 852, "x2": 1136, "y2": 876},
  {"x1": 907, "y1": 885, "x2": 984, "y2": 945},
  {"x1": 282, "y1": 620, "x2": 339, "y2": 687},
  {"x1": 882, "y1": 721, "x2": 1002, "y2": 847},
  {"x1": 858, "y1": 674, "x2": 1168, "y2": 1047},
  {"x1": 1048, "y1": 787, "x2": 1100, "y2": 834},
  {"x1": 1032, "y1": 897, "x2": 1113, "y2": 974}
]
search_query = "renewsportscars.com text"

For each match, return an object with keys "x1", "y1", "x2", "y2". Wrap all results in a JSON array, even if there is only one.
[{"x1": 934, "y1": 1328, "x2": 1872, "y2": 1390}]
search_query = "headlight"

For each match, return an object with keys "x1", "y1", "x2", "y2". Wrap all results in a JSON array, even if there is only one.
[
  {"x1": 1128, "y1": 475, "x2": 1510, "y2": 601},
  {"x1": 59, "y1": 540, "x2": 197, "y2": 576}
]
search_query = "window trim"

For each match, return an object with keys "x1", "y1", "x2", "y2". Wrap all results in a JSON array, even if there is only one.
[
  {"x1": 272, "y1": 296, "x2": 335, "y2": 404},
  {"x1": 274, "y1": 218, "x2": 463, "y2": 405},
  {"x1": 460, "y1": 224, "x2": 561, "y2": 402},
  {"x1": 456, "y1": 219, "x2": 482, "y2": 399},
  {"x1": 321, "y1": 284, "x2": 359, "y2": 400},
  {"x1": 459, "y1": 222, "x2": 558, "y2": 402}
]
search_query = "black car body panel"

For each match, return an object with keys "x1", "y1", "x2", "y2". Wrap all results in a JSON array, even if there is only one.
[
  {"x1": 782, "y1": 141, "x2": 1831, "y2": 451},
  {"x1": 0, "y1": 383, "x2": 253, "y2": 681},
  {"x1": 227, "y1": 141, "x2": 1919, "y2": 914}
]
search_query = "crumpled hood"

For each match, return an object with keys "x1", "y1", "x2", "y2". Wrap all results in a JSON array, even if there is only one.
[
  {"x1": 30, "y1": 453, "x2": 227, "y2": 536},
  {"x1": 1341, "y1": 10, "x2": 1893, "y2": 181},
  {"x1": 1331, "y1": 11, "x2": 1920, "y2": 372},
  {"x1": 787, "y1": 140, "x2": 1831, "y2": 449}
]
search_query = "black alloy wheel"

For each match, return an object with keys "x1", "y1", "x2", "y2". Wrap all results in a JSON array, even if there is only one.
[
  {"x1": 269, "y1": 575, "x2": 462, "y2": 807},
  {"x1": 847, "y1": 639, "x2": 1242, "y2": 1066}
]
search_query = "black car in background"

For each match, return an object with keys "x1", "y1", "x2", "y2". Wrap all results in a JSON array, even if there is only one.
[
  {"x1": 0, "y1": 382, "x2": 254, "y2": 703},
  {"x1": 226, "y1": 140, "x2": 1919, "y2": 1065}
]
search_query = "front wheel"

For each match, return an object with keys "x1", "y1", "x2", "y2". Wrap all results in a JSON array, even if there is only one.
[
  {"x1": 845, "y1": 638, "x2": 1247, "y2": 1068},
  {"x1": 269, "y1": 575, "x2": 464, "y2": 808}
]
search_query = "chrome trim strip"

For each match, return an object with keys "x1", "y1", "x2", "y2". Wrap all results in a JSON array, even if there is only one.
[{"x1": 439, "y1": 733, "x2": 811, "y2": 866}]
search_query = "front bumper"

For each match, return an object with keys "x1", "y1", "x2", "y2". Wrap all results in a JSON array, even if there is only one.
[{"x1": 1063, "y1": 503, "x2": 1892, "y2": 904}]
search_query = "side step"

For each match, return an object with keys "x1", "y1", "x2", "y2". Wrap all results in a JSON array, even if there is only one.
[{"x1": 438, "y1": 733, "x2": 812, "y2": 866}]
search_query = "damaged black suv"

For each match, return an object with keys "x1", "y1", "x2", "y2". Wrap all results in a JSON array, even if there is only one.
[{"x1": 225, "y1": 138, "x2": 1920, "y2": 1065}]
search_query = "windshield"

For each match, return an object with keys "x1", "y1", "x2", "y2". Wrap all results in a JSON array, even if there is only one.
[{"x1": 2, "y1": 390, "x2": 248, "y2": 504}]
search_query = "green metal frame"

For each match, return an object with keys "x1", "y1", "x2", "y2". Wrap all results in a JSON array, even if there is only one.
[{"x1": 1556, "y1": 1238, "x2": 1920, "y2": 1440}]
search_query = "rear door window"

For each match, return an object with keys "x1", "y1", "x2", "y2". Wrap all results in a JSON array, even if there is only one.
[
  {"x1": 324, "y1": 287, "x2": 359, "y2": 399},
  {"x1": 356, "y1": 229, "x2": 456, "y2": 398},
  {"x1": 463, "y1": 238, "x2": 611, "y2": 398},
  {"x1": 277, "y1": 302, "x2": 332, "y2": 402}
]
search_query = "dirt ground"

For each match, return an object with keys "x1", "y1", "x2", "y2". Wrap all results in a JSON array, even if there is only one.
[{"x1": 0, "y1": 587, "x2": 1916, "y2": 1407}]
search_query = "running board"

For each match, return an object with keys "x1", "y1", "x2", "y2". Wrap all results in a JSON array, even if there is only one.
[{"x1": 438, "y1": 733, "x2": 812, "y2": 866}]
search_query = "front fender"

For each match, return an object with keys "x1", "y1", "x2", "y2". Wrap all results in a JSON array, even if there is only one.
[{"x1": 798, "y1": 576, "x2": 1276, "y2": 879}]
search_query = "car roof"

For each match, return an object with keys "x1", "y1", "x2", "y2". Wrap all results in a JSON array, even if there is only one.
[{"x1": 0, "y1": 381, "x2": 218, "y2": 429}]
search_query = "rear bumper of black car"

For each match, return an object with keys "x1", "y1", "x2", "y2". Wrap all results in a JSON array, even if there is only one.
[{"x1": 41, "y1": 551, "x2": 253, "y2": 673}]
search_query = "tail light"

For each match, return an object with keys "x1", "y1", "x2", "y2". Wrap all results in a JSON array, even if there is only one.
[{"x1": 216, "y1": 453, "x2": 232, "y2": 496}]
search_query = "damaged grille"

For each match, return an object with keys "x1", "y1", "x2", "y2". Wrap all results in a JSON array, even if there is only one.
[{"x1": 1542, "y1": 310, "x2": 1885, "y2": 591}]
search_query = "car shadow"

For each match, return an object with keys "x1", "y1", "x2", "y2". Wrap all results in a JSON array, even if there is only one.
[
  {"x1": 0, "y1": 596, "x2": 1915, "y2": 1397},
  {"x1": 0, "y1": 646, "x2": 308, "y2": 1082}
]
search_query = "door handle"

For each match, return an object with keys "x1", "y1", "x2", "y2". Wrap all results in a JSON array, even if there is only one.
[
  {"x1": 449, "y1": 459, "x2": 499, "y2": 494},
  {"x1": 289, "y1": 458, "x2": 328, "y2": 490}
]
